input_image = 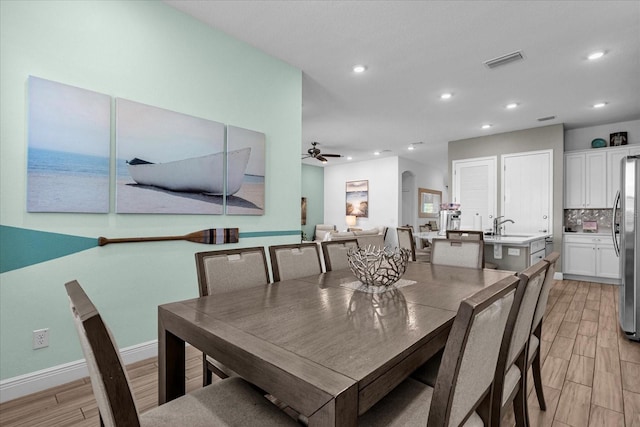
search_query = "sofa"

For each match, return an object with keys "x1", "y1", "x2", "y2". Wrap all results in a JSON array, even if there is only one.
[{"x1": 324, "y1": 226, "x2": 387, "y2": 249}]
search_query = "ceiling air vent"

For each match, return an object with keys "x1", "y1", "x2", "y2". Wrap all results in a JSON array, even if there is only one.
[
  {"x1": 484, "y1": 51, "x2": 524, "y2": 69},
  {"x1": 537, "y1": 115, "x2": 556, "y2": 122}
]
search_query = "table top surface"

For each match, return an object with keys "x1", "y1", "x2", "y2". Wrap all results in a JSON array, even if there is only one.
[{"x1": 158, "y1": 262, "x2": 514, "y2": 422}]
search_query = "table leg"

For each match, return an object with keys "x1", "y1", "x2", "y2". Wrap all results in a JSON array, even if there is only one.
[
  {"x1": 307, "y1": 383, "x2": 358, "y2": 427},
  {"x1": 158, "y1": 311, "x2": 185, "y2": 404}
]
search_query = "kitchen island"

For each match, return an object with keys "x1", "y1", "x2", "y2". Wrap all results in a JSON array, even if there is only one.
[{"x1": 483, "y1": 233, "x2": 550, "y2": 271}]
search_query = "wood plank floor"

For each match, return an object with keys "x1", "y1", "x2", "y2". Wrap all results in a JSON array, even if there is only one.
[{"x1": 1, "y1": 279, "x2": 639, "y2": 426}]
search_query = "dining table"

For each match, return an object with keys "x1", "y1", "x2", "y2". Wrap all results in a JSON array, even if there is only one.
[{"x1": 158, "y1": 262, "x2": 515, "y2": 427}]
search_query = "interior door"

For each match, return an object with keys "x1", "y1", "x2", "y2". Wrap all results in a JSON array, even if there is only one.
[
  {"x1": 502, "y1": 150, "x2": 552, "y2": 234},
  {"x1": 452, "y1": 156, "x2": 497, "y2": 230}
]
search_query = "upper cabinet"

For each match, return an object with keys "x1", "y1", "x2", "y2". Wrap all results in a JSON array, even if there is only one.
[
  {"x1": 606, "y1": 146, "x2": 640, "y2": 206},
  {"x1": 564, "y1": 151, "x2": 607, "y2": 209},
  {"x1": 452, "y1": 156, "x2": 497, "y2": 229}
]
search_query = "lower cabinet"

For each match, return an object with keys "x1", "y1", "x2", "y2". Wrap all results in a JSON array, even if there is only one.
[{"x1": 563, "y1": 234, "x2": 620, "y2": 280}]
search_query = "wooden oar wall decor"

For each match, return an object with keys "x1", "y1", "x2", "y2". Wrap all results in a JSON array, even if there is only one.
[{"x1": 98, "y1": 228, "x2": 239, "y2": 246}]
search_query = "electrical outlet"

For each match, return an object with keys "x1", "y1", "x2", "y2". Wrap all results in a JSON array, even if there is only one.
[{"x1": 33, "y1": 328, "x2": 49, "y2": 349}]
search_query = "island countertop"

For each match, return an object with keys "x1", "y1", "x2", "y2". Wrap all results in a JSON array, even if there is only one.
[{"x1": 483, "y1": 232, "x2": 550, "y2": 246}]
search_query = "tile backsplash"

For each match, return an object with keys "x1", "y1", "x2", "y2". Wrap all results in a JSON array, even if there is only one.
[{"x1": 564, "y1": 209, "x2": 617, "y2": 232}]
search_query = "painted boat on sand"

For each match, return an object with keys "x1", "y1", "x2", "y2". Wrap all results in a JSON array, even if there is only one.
[{"x1": 127, "y1": 148, "x2": 251, "y2": 195}]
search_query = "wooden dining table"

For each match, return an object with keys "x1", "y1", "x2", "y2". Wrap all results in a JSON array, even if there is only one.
[{"x1": 158, "y1": 262, "x2": 514, "y2": 427}]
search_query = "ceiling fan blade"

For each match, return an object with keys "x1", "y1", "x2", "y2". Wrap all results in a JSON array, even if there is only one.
[
  {"x1": 316, "y1": 155, "x2": 328, "y2": 162},
  {"x1": 322, "y1": 154, "x2": 342, "y2": 158}
]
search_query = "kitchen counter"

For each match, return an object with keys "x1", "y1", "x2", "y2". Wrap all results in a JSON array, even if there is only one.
[{"x1": 483, "y1": 232, "x2": 551, "y2": 246}]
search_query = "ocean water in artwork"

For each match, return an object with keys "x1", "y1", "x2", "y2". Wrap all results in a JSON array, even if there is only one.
[{"x1": 27, "y1": 148, "x2": 110, "y2": 213}]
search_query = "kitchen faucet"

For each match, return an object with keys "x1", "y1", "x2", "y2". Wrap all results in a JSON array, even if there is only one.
[{"x1": 493, "y1": 216, "x2": 515, "y2": 236}]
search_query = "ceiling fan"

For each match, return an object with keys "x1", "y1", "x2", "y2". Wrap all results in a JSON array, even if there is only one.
[{"x1": 302, "y1": 142, "x2": 342, "y2": 163}]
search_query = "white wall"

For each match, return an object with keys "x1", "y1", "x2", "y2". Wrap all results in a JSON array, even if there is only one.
[
  {"x1": 323, "y1": 156, "x2": 448, "y2": 248},
  {"x1": 324, "y1": 157, "x2": 399, "y2": 244},
  {"x1": 564, "y1": 119, "x2": 640, "y2": 152}
]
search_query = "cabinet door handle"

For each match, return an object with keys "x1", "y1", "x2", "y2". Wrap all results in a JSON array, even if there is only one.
[{"x1": 543, "y1": 215, "x2": 548, "y2": 219}]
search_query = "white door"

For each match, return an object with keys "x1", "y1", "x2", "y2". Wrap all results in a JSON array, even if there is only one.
[
  {"x1": 452, "y1": 157, "x2": 497, "y2": 230},
  {"x1": 502, "y1": 150, "x2": 552, "y2": 234}
]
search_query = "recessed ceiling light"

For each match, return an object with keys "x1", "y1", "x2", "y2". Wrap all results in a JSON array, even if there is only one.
[
  {"x1": 593, "y1": 102, "x2": 607, "y2": 108},
  {"x1": 482, "y1": 124, "x2": 492, "y2": 129},
  {"x1": 506, "y1": 103, "x2": 518, "y2": 109},
  {"x1": 353, "y1": 65, "x2": 367, "y2": 73},
  {"x1": 440, "y1": 93, "x2": 452, "y2": 100},
  {"x1": 588, "y1": 51, "x2": 605, "y2": 60},
  {"x1": 373, "y1": 151, "x2": 380, "y2": 155},
  {"x1": 347, "y1": 156, "x2": 353, "y2": 160}
]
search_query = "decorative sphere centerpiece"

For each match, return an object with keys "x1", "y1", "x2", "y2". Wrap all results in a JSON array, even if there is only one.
[{"x1": 347, "y1": 246, "x2": 410, "y2": 287}]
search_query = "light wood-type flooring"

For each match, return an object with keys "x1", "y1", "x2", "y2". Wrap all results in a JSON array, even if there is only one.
[{"x1": 1, "y1": 279, "x2": 639, "y2": 426}]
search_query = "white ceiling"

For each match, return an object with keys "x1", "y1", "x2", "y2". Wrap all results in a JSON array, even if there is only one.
[{"x1": 164, "y1": 0, "x2": 640, "y2": 168}]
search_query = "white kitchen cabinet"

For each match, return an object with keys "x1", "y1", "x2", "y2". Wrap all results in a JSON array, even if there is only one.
[
  {"x1": 607, "y1": 146, "x2": 640, "y2": 206},
  {"x1": 564, "y1": 151, "x2": 607, "y2": 209},
  {"x1": 563, "y1": 234, "x2": 620, "y2": 280}
]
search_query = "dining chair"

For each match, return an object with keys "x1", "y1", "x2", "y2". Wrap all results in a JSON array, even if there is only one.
[
  {"x1": 445, "y1": 230, "x2": 496, "y2": 269},
  {"x1": 418, "y1": 224, "x2": 431, "y2": 249},
  {"x1": 269, "y1": 242, "x2": 322, "y2": 282},
  {"x1": 195, "y1": 247, "x2": 270, "y2": 385},
  {"x1": 430, "y1": 239, "x2": 483, "y2": 269},
  {"x1": 397, "y1": 226, "x2": 430, "y2": 262},
  {"x1": 321, "y1": 239, "x2": 358, "y2": 271},
  {"x1": 526, "y1": 251, "x2": 561, "y2": 412},
  {"x1": 491, "y1": 259, "x2": 550, "y2": 427},
  {"x1": 359, "y1": 274, "x2": 521, "y2": 426},
  {"x1": 64, "y1": 280, "x2": 297, "y2": 427}
]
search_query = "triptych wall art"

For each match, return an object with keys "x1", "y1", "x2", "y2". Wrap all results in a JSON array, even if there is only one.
[{"x1": 26, "y1": 76, "x2": 265, "y2": 215}]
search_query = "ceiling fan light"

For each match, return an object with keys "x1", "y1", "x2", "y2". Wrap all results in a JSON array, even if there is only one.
[
  {"x1": 593, "y1": 102, "x2": 607, "y2": 108},
  {"x1": 506, "y1": 103, "x2": 518, "y2": 109},
  {"x1": 373, "y1": 151, "x2": 380, "y2": 155},
  {"x1": 482, "y1": 124, "x2": 492, "y2": 129},
  {"x1": 353, "y1": 65, "x2": 367, "y2": 73},
  {"x1": 440, "y1": 92, "x2": 452, "y2": 100}
]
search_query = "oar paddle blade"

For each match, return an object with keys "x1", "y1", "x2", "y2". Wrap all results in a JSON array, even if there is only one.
[{"x1": 186, "y1": 228, "x2": 239, "y2": 244}]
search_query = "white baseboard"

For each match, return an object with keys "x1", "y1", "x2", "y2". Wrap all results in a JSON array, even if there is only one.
[
  {"x1": 554, "y1": 272, "x2": 563, "y2": 280},
  {"x1": 0, "y1": 340, "x2": 158, "y2": 404}
]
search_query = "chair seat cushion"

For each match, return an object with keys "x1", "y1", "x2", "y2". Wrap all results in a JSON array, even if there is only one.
[
  {"x1": 502, "y1": 364, "x2": 521, "y2": 406},
  {"x1": 358, "y1": 378, "x2": 483, "y2": 427},
  {"x1": 141, "y1": 377, "x2": 297, "y2": 426},
  {"x1": 528, "y1": 335, "x2": 540, "y2": 363}
]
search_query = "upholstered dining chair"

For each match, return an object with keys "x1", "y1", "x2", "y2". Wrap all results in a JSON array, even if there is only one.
[
  {"x1": 269, "y1": 242, "x2": 322, "y2": 282},
  {"x1": 397, "y1": 226, "x2": 430, "y2": 262},
  {"x1": 526, "y1": 252, "x2": 561, "y2": 412},
  {"x1": 445, "y1": 230, "x2": 497, "y2": 269},
  {"x1": 491, "y1": 259, "x2": 550, "y2": 427},
  {"x1": 430, "y1": 239, "x2": 483, "y2": 269},
  {"x1": 195, "y1": 247, "x2": 271, "y2": 385},
  {"x1": 64, "y1": 280, "x2": 297, "y2": 427},
  {"x1": 321, "y1": 239, "x2": 358, "y2": 271},
  {"x1": 359, "y1": 274, "x2": 521, "y2": 426}
]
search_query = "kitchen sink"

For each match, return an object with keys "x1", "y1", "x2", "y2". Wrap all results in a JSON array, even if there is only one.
[{"x1": 485, "y1": 234, "x2": 532, "y2": 238}]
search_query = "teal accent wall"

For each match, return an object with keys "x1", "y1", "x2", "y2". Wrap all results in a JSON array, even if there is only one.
[
  {"x1": 0, "y1": 1, "x2": 301, "y2": 380},
  {"x1": 301, "y1": 164, "x2": 324, "y2": 240}
]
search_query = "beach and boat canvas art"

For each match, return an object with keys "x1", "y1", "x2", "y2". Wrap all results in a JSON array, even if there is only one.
[
  {"x1": 225, "y1": 125, "x2": 265, "y2": 215},
  {"x1": 346, "y1": 180, "x2": 369, "y2": 218},
  {"x1": 115, "y1": 99, "x2": 225, "y2": 214},
  {"x1": 27, "y1": 76, "x2": 111, "y2": 213}
]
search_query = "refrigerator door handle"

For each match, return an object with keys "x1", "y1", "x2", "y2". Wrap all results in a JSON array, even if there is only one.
[{"x1": 612, "y1": 190, "x2": 620, "y2": 257}]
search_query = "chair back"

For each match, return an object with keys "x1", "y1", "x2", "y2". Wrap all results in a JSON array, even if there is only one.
[
  {"x1": 195, "y1": 247, "x2": 270, "y2": 296},
  {"x1": 427, "y1": 275, "x2": 520, "y2": 427},
  {"x1": 396, "y1": 226, "x2": 417, "y2": 261},
  {"x1": 446, "y1": 230, "x2": 484, "y2": 241},
  {"x1": 431, "y1": 239, "x2": 483, "y2": 269},
  {"x1": 269, "y1": 243, "x2": 322, "y2": 282},
  {"x1": 65, "y1": 280, "x2": 140, "y2": 427},
  {"x1": 321, "y1": 239, "x2": 358, "y2": 271},
  {"x1": 532, "y1": 252, "x2": 561, "y2": 329}
]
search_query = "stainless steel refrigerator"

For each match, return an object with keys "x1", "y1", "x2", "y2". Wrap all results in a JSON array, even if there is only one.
[{"x1": 613, "y1": 155, "x2": 640, "y2": 341}]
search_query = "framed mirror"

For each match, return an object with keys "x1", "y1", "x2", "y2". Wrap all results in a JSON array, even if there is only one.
[{"x1": 418, "y1": 188, "x2": 441, "y2": 218}]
